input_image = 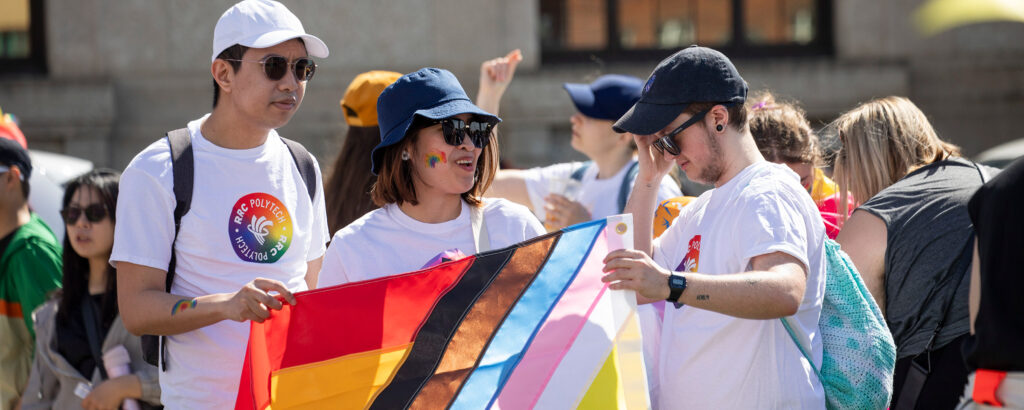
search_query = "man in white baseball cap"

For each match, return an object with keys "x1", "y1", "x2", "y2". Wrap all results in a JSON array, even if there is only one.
[{"x1": 112, "y1": 1, "x2": 331, "y2": 407}]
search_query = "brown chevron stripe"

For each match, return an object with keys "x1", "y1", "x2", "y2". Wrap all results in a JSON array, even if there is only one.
[{"x1": 408, "y1": 234, "x2": 559, "y2": 410}]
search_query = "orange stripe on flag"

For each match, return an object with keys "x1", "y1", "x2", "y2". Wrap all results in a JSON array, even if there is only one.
[{"x1": 268, "y1": 343, "x2": 414, "y2": 409}]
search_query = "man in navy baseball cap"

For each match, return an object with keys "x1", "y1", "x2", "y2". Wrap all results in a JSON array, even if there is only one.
[{"x1": 602, "y1": 45, "x2": 829, "y2": 408}]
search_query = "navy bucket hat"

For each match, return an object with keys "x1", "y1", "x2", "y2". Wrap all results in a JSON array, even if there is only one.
[
  {"x1": 613, "y1": 45, "x2": 747, "y2": 135},
  {"x1": 563, "y1": 74, "x2": 644, "y2": 121},
  {"x1": 371, "y1": 68, "x2": 500, "y2": 175}
]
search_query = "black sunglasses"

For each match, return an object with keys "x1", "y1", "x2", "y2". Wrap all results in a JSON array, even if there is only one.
[
  {"x1": 60, "y1": 204, "x2": 108, "y2": 225},
  {"x1": 222, "y1": 55, "x2": 317, "y2": 82},
  {"x1": 433, "y1": 118, "x2": 494, "y2": 149},
  {"x1": 652, "y1": 108, "x2": 711, "y2": 156}
]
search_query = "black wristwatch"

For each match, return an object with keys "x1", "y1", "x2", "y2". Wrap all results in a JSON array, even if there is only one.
[{"x1": 667, "y1": 273, "x2": 687, "y2": 308}]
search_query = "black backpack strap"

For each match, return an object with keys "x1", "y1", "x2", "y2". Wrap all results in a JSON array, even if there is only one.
[
  {"x1": 570, "y1": 161, "x2": 591, "y2": 182},
  {"x1": 153, "y1": 127, "x2": 192, "y2": 372},
  {"x1": 280, "y1": 137, "x2": 317, "y2": 202},
  {"x1": 167, "y1": 128, "x2": 193, "y2": 293},
  {"x1": 618, "y1": 161, "x2": 640, "y2": 213}
]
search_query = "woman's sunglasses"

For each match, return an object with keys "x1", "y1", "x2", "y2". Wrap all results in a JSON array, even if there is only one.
[
  {"x1": 434, "y1": 118, "x2": 494, "y2": 149},
  {"x1": 60, "y1": 204, "x2": 108, "y2": 225},
  {"x1": 222, "y1": 55, "x2": 317, "y2": 82}
]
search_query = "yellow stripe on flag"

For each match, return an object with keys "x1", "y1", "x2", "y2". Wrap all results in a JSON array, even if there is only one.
[
  {"x1": 268, "y1": 343, "x2": 412, "y2": 409},
  {"x1": 575, "y1": 306, "x2": 648, "y2": 409},
  {"x1": 614, "y1": 313, "x2": 649, "y2": 409},
  {"x1": 577, "y1": 346, "x2": 624, "y2": 409}
]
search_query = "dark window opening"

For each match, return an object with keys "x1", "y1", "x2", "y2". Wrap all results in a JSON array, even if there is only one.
[
  {"x1": 540, "y1": 0, "x2": 832, "y2": 64},
  {"x1": 1, "y1": 0, "x2": 47, "y2": 75}
]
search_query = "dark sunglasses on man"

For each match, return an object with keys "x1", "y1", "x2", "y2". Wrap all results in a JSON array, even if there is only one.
[
  {"x1": 222, "y1": 55, "x2": 317, "y2": 82},
  {"x1": 434, "y1": 117, "x2": 495, "y2": 149},
  {"x1": 60, "y1": 204, "x2": 108, "y2": 225},
  {"x1": 652, "y1": 108, "x2": 712, "y2": 157}
]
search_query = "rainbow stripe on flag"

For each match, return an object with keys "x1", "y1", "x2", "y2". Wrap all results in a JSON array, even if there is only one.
[{"x1": 235, "y1": 215, "x2": 649, "y2": 409}]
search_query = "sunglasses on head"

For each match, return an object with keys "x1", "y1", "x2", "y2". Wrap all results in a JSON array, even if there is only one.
[
  {"x1": 433, "y1": 118, "x2": 494, "y2": 149},
  {"x1": 60, "y1": 204, "x2": 108, "y2": 225},
  {"x1": 222, "y1": 55, "x2": 317, "y2": 82},
  {"x1": 652, "y1": 108, "x2": 713, "y2": 156}
]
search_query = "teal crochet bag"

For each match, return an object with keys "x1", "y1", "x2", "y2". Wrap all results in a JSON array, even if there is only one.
[{"x1": 781, "y1": 238, "x2": 896, "y2": 409}]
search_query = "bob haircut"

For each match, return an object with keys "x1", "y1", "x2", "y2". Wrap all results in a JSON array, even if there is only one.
[
  {"x1": 371, "y1": 115, "x2": 499, "y2": 208},
  {"x1": 831, "y1": 96, "x2": 960, "y2": 218}
]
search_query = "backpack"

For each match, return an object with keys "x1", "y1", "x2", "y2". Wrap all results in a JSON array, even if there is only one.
[
  {"x1": 141, "y1": 128, "x2": 318, "y2": 369},
  {"x1": 781, "y1": 238, "x2": 897, "y2": 409},
  {"x1": 569, "y1": 160, "x2": 639, "y2": 213}
]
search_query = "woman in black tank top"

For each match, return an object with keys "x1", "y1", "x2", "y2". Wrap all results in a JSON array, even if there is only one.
[{"x1": 832, "y1": 96, "x2": 989, "y2": 410}]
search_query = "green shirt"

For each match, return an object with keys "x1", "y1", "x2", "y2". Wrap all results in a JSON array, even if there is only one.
[{"x1": 0, "y1": 213, "x2": 61, "y2": 410}]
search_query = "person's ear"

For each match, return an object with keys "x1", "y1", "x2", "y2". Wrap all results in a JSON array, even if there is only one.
[
  {"x1": 1, "y1": 166, "x2": 20, "y2": 190},
  {"x1": 710, "y1": 104, "x2": 730, "y2": 131},
  {"x1": 211, "y1": 59, "x2": 235, "y2": 96}
]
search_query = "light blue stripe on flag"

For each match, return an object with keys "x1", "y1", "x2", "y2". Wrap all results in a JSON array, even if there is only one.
[{"x1": 449, "y1": 220, "x2": 606, "y2": 410}]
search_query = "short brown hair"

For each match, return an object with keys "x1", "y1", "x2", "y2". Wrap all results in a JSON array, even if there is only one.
[
  {"x1": 747, "y1": 91, "x2": 821, "y2": 166},
  {"x1": 684, "y1": 101, "x2": 748, "y2": 132},
  {"x1": 370, "y1": 116, "x2": 499, "y2": 207}
]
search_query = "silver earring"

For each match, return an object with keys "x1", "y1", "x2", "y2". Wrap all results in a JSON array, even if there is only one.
[{"x1": 401, "y1": 151, "x2": 410, "y2": 161}]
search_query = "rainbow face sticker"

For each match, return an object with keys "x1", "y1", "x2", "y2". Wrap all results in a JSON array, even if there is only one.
[
  {"x1": 228, "y1": 193, "x2": 293, "y2": 263},
  {"x1": 425, "y1": 151, "x2": 447, "y2": 168}
]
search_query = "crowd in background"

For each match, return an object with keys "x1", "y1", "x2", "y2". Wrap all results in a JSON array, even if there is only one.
[{"x1": 1, "y1": 0, "x2": 1021, "y2": 409}]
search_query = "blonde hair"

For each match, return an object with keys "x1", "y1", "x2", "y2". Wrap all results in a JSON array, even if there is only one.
[
  {"x1": 831, "y1": 96, "x2": 960, "y2": 218},
  {"x1": 747, "y1": 91, "x2": 821, "y2": 166}
]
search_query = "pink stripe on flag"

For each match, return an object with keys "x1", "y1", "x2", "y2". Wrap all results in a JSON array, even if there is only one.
[{"x1": 493, "y1": 231, "x2": 610, "y2": 409}]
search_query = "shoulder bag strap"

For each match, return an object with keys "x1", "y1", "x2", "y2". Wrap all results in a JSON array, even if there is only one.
[
  {"x1": 280, "y1": 137, "x2": 318, "y2": 202},
  {"x1": 81, "y1": 297, "x2": 110, "y2": 380},
  {"x1": 618, "y1": 161, "x2": 640, "y2": 213},
  {"x1": 569, "y1": 161, "x2": 591, "y2": 182},
  {"x1": 470, "y1": 203, "x2": 490, "y2": 254}
]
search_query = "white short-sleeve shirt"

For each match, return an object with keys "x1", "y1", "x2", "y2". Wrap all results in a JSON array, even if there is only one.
[
  {"x1": 319, "y1": 198, "x2": 545, "y2": 286},
  {"x1": 652, "y1": 161, "x2": 826, "y2": 409},
  {"x1": 110, "y1": 114, "x2": 329, "y2": 409},
  {"x1": 521, "y1": 159, "x2": 682, "y2": 221}
]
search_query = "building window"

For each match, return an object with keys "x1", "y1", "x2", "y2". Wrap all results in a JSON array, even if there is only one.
[
  {"x1": 540, "y1": 0, "x2": 832, "y2": 63},
  {"x1": 0, "y1": 0, "x2": 46, "y2": 74}
]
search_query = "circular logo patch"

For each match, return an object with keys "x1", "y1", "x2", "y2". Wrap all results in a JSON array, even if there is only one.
[{"x1": 228, "y1": 193, "x2": 293, "y2": 263}]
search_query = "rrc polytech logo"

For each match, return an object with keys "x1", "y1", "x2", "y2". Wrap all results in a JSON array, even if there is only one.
[{"x1": 228, "y1": 193, "x2": 293, "y2": 263}]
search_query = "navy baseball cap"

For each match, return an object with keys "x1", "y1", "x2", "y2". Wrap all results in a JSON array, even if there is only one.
[
  {"x1": 563, "y1": 74, "x2": 643, "y2": 121},
  {"x1": 0, "y1": 138, "x2": 31, "y2": 179},
  {"x1": 613, "y1": 45, "x2": 748, "y2": 135},
  {"x1": 371, "y1": 68, "x2": 500, "y2": 175}
]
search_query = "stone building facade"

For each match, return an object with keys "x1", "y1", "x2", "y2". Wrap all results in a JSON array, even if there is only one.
[{"x1": 1, "y1": 0, "x2": 1022, "y2": 173}]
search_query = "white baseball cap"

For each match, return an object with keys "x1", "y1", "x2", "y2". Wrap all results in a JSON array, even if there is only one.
[{"x1": 211, "y1": 0, "x2": 329, "y2": 62}]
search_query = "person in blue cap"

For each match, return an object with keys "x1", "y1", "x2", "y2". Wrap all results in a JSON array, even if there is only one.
[
  {"x1": 600, "y1": 45, "x2": 828, "y2": 408},
  {"x1": 483, "y1": 72, "x2": 682, "y2": 231},
  {"x1": 317, "y1": 68, "x2": 544, "y2": 287}
]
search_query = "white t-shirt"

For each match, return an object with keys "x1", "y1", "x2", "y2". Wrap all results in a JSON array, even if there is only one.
[
  {"x1": 110, "y1": 114, "x2": 329, "y2": 409},
  {"x1": 319, "y1": 198, "x2": 544, "y2": 286},
  {"x1": 652, "y1": 161, "x2": 826, "y2": 409},
  {"x1": 521, "y1": 159, "x2": 682, "y2": 221}
]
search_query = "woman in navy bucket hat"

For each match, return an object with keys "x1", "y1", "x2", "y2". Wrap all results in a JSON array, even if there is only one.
[{"x1": 317, "y1": 67, "x2": 544, "y2": 288}]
